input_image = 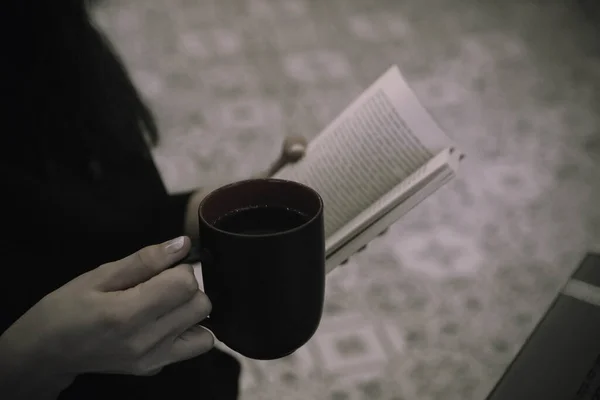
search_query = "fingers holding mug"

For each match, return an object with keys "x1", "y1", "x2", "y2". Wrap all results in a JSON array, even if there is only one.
[
  {"x1": 95, "y1": 236, "x2": 191, "y2": 291},
  {"x1": 132, "y1": 288, "x2": 213, "y2": 355},
  {"x1": 169, "y1": 324, "x2": 215, "y2": 364},
  {"x1": 155, "y1": 290, "x2": 212, "y2": 339},
  {"x1": 132, "y1": 321, "x2": 214, "y2": 375}
]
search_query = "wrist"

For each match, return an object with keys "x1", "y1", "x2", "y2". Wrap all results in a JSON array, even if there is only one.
[{"x1": 0, "y1": 330, "x2": 74, "y2": 399}]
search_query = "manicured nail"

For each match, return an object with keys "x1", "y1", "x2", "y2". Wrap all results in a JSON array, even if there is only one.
[
  {"x1": 164, "y1": 236, "x2": 186, "y2": 253},
  {"x1": 288, "y1": 143, "x2": 306, "y2": 159},
  {"x1": 289, "y1": 143, "x2": 305, "y2": 153}
]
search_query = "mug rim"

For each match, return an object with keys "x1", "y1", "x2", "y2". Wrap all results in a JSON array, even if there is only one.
[{"x1": 197, "y1": 178, "x2": 324, "y2": 238}]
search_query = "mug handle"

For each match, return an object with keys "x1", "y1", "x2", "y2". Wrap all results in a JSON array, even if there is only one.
[
  {"x1": 178, "y1": 244, "x2": 207, "y2": 265},
  {"x1": 173, "y1": 246, "x2": 216, "y2": 334}
]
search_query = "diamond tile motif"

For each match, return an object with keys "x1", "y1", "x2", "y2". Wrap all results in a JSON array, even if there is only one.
[
  {"x1": 178, "y1": 28, "x2": 244, "y2": 60},
  {"x1": 347, "y1": 13, "x2": 412, "y2": 42},
  {"x1": 214, "y1": 97, "x2": 284, "y2": 131},
  {"x1": 199, "y1": 63, "x2": 261, "y2": 96},
  {"x1": 246, "y1": 0, "x2": 309, "y2": 20},
  {"x1": 397, "y1": 350, "x2": 491, "y2": 400},
  {"x1": 283, "y1": 50, "x2": 354, "y2": 84},
  {"x1": 315, "y1": 323, "x2": 388, "y2": 373},
  {"x1": 391, "y1": 226, "x2": 485, "y2": 279},
  {"x1": 328, "y1": 368, "x2": 395, "y2": 400},
  {"x1": 255, "y1": 345, "x2": 319, "y2": 390}
]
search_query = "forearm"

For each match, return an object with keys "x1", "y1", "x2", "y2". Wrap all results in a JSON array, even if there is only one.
[
  {"x1": 0, "y1": 372, "x2": 71, "y2": 400},
  {"x1": 0, "y1": 332, "x2": 73, "y2": 400}
]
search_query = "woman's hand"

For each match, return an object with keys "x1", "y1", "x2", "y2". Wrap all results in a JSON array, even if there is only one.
[
  {"x1": 0, "y1": 236, "x2": 213, "y2": 399},
  {"x1": 184, "y1": 136, "x2": 308, "y2": 238}
]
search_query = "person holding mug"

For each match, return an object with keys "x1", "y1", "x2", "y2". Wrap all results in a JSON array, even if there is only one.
[
  {"x1": 0, "y1": 1, "x2": 316, "y2": 399},
  {"x1": 0, "y1": 170, "x2": 326, "y2": 400},
  {"x1": 0, "y1": 142, "x2": 310, "y2": 400}
]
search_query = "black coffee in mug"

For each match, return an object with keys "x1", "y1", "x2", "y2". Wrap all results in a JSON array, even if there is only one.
[
  {"x1": 213, "y1": 205, "x2": 310, "y2": 235},
  {"x1": 190, "y1": 178, "x2": 325, "y2": 360}
]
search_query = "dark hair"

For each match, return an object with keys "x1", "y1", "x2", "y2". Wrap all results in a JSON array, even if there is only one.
[{"x1": 2, "y1": 0, "x2": 158, "y2": 177}]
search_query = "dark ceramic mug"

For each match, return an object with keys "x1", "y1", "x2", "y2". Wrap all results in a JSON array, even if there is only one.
[{"x1": 185, "y1": 178, "x2": 325, "y2": 360}]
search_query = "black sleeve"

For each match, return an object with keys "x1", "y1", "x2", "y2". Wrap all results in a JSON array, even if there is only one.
[
  {"x1": 0, "y1": 170, "x2": 241, "y2": 400},
  {"x1": 160, "y1": 192, "x2": 193, "y2": 240},
  {"x1": 0, "y1": 167, "x2": 73, "y2": 334},
  {"x1": 0, "y1": 164, "x2": 193, "y2": 334}
]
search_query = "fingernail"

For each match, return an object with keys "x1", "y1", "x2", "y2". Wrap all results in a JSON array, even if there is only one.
[
  {"x1": 289, "y1": 143, "x2": 305, "y2": 153},
  {"x1": 164, "y1": 236, "x2": 186, "y2": 253}
]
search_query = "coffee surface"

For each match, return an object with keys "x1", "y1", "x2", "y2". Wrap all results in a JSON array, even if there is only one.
[{"x1": 214, "y1": 205, "x2": 310, "y2": 235}]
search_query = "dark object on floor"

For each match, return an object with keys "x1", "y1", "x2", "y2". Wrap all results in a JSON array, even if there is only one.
[{"x1": 486, "y1": 253, "x2": 600, "y2": 400}]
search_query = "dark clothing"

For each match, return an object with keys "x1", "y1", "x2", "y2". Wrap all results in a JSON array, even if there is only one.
[
  {"x1": 0, "y1": 136, "x2": 240, "y2": 399},
  {"x1": 0, "y1": 2, "x2": 240, "y2": 398},
  {"x1": 0, "y1": 138, "x2": 241, "y2": 399}
]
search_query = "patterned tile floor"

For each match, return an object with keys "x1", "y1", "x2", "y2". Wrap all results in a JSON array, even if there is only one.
[{"x1": 92, "y1": 0, "x2": 600, "y2": 398}]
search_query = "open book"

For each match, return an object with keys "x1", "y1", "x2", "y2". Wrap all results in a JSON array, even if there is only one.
[{"x1": 273, "y1": 65, "x2": 464, "y2": 274}]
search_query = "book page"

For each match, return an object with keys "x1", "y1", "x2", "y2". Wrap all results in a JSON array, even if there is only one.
[
  {"x1": 274, "y1": 65, "x2": 455, "y2": 238},
  {"x1": 326, "y1": 169, "x2": 455, "y2": 274},
  {"x1": 326, "y1": 147, "x2": 460, "y2": 256}
]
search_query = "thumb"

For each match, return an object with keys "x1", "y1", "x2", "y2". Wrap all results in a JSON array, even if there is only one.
[
  {"x1": 282, "y1": 135, "x2": 307, "y2": 162},
  {"x1": 94, "y1": 236, "x2": 191, "y2": 291},
  {"x1": 263, "y1": 136, "x2": 308, "y2": 177}
]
